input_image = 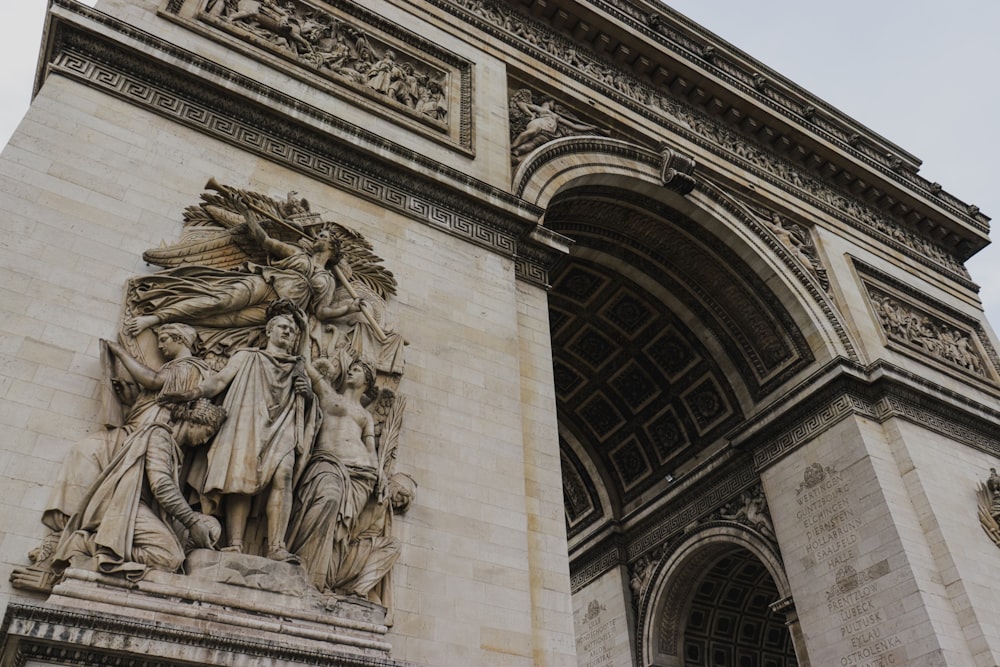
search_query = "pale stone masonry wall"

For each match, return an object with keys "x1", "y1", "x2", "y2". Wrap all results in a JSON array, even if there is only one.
[
  {"x1": 516, "y1": 281, "x2": 578, "y2": 666},
  {"x1": 572, "y1": 566, "x2": 635, "y2": 667},
  {"x1": 762, "y1": 415, "x2": 976, "y2": 667},
  {"x1": 882, "y1": 418, "x2": 1000, "y2": 666},
  {"x1": 0, "y1": 65, "x2": 575, "y2": 663}
]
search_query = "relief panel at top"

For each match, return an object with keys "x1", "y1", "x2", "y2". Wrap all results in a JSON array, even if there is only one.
[{"x1": 164, "y1": 0, "x2": 473, "y2": 151}]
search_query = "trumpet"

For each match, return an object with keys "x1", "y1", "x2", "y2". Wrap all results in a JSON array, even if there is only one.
[{"x1": 205, "y1": 178, "x2": 388, "y2": 340}]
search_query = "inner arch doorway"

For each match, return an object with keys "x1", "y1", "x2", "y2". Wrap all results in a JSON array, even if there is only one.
[
  {"x1": 538, "y1": 158, "x2": 834, "y2": 667},
  {"x1": 679, "y1": 547, "x2": 798, "y2": 667}
]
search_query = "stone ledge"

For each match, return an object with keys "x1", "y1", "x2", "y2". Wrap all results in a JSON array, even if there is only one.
[{"x1": 1, "y1": 594, "x2": 419, "y2": 667}]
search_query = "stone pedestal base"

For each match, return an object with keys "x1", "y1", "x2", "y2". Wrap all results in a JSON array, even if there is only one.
[{"x1": 1, "y1": 551, "x2": 418, "y2": 667}]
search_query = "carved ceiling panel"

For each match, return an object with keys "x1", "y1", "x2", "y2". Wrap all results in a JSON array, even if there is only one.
[
  {"x1": 551, "y1": 190, "x2": 814, "y2": 521},
  {"x1": 682, "y1": 551, "x2": 797, "y2": 667}
]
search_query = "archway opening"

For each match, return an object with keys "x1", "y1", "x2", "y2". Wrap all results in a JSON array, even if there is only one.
[
  {"x1": 547, "y1": 185, "x2": 816, "y2": 529},
  {"x1": 542, "y1": 178, "x2": 822, "y2": 665},
  {"x1": 683, "y1": 549, "x2": 797, "y2": 667}
]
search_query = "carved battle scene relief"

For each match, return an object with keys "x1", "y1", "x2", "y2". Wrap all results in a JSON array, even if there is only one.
[
  {"x1": 162, "y1": 0, "x2": 473, "y2": 148},
  {"x1": 12, "y1": 180, "x2": 414, "y2": 622},
  {"x1": 203, "y1": 0, "x2": 448, "y2": 121},
  {"x1": 862, "y1": 276, "x2": 997, "y2": 383}
]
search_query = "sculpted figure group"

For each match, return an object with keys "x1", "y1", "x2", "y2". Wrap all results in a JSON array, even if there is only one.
[
  {"x1": 16, "y1": 181, "x2": 413, "y2": 610},
  {"x1": 204, "y1": 0, "x2": 448, "y2": 121},
  {"x1": 870, "y1": 290, "x2": 985, "y2": 376}
]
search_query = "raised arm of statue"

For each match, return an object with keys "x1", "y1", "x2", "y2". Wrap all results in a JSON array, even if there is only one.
[{"x1": 244, "y1": 217, "x2": 297, "y2": 259}]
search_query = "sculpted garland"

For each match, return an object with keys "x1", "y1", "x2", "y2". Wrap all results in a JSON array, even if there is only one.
[{"x1": 13, "y1": 180, "x2": 413, "y2": 610}]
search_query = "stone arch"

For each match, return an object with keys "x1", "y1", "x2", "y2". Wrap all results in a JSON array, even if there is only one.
[
  {"x1": 512, "y1": 136, "x2": 663, "y2": 207},
  {"x1": 559, "y1": 427, "x2": 613, "y2": 540},
  {"x1": 517, "y1": 135, "x2": 860, "y2": 366},
  {"x1": 638, "y1": 524, "x2": 800, "y2": 667}
]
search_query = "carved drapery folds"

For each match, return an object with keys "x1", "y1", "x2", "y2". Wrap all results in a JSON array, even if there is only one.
[
  {"x1": 978, "y1": 467, "x2": 1000, "y2": 548},
  {"x1": 508, "y1": 88, "x2": 610, "y2": 162},
  {"x1": 714, "y1": 484, "x2": 776, "y2": 543},
  {"x1": 12, "y1": 181, "x2": 414, "y2": 619},
  {"x1": 740, "y1": 202, "x2": 830, "y2": 293}
]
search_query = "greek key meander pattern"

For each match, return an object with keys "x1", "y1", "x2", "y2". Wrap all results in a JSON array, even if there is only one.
[
  {"x1": 50, "y1": 8, "x2": 556, "y2": 287},
  {"x1": 432, "y1": 0, "x2": 976, "y2": 287},
  {"x1": 571, "y1": 382, "x2": 1000, "y2": 593}
]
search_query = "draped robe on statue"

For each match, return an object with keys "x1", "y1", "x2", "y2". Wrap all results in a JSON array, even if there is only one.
[
  {"x1": 288, "y1": 454, "x2": 377, "y2": 593},
  {"x1": 193, "y1": 348, "x2": 319, "y2": 516},
  {"x1": 44, "y1": 356, "x2": 210, "y2": 532},
  {"x1": 53, "y1": 423, "x2": 190, "y2": 578},
  {"x1": 128, "y1": 254, "x2": 331, "y2": 330}
]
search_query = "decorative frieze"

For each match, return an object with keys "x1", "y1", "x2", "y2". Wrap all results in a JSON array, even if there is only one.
[
  {"x1": 857, "y1": 263, "x2": 999, "y2": 384},
  {"x1": 573, "y1": 361, "x2": 1000, "y2": 593},
  {"x1": 432, "y1": 0, "x2": 976, "y2": 287},
  {"x1": 570, "y1": 0, "x2": 985, "y2": 228},
  {"x1": 164, "y1": 0, "x2": 473, "y2": 150},
  {"x1": 45, "y1": 3, "x2": 560, "y2": 287}
]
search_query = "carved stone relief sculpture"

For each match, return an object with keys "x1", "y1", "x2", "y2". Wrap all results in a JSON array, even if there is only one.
[
  {"x1": 201, "y1": 0, "x2": 450, "y2": 124},
  {"x1": 12, "y1": 180, "x2": 414, "y2": 619},
  {"x1": 977, "y1": 467, "x2": 1000, "y2": 548},
  {"x1": 866, "y1": 283, "x2": 990, "y2": 380},
  {"x1": 508, "y1": 88, "x2": 609, "y2": 162},
  {"x1": 764, "y1": 213, "x2": 830, "y2": 293},
  {"x1": 445, "y1": 0, "x2": 971, "y2": 283},
  {"x1": 716, "y1": 485, "x2": 776, "y2": 542}
]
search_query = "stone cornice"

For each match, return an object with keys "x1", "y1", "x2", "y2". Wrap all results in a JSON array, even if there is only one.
[
  {"x1": 519, "y1": 0, "x2": 988, "y2": 234},
  {"x1": 0, "y1": 603, "x2": 415, "y2": 667},
  {"x1": 425, "y1": 0, "x2": 988, "y2": 267},
  {"x1": 41, "y1": 0, "x2": 568, "y2": 287},
  {"x1": 569, "y1": 356, "x2": 1000, "y2": 592}
]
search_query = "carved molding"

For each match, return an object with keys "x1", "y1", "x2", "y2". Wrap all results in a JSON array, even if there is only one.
[
  {"x1": 46, "y1": 1, "x2": 562, "y2": 287},
  {"x1": 430, "y1": 0, "x2": 979, "y2": 283},
  {"x1": 636, "y1": 522, "x2": 789, "y2": 666},
  {"x1": 548, "y1": 189, "x2": 816, "y2": 398},
  {"x1": 658, "y1": 145, "x2": 697, "y2": 195},
  {"x1": 0, "y1": 603, "x2": 408, "y2": 667},
  {"x1": 572, "y1": 359, "x2": 1000, "y2": 592},
  {"x1": 693, "y1": 179, "x2": 857, "y2": 362},
  {"x1": 751, "y1": 364, "x2": 1000, "y2": 471},
  {"x1": 569, "y1": 459, "x2": 759, "y2": 592}
]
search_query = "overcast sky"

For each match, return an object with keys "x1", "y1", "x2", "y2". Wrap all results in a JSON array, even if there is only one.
[{"x1": 2, "y1": 1, "x2": 998, "y2": 326}]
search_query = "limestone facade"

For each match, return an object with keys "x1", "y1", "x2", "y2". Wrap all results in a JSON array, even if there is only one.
[{"x1": 0, "y1": 0, "x2": 998, "y2": 666}]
